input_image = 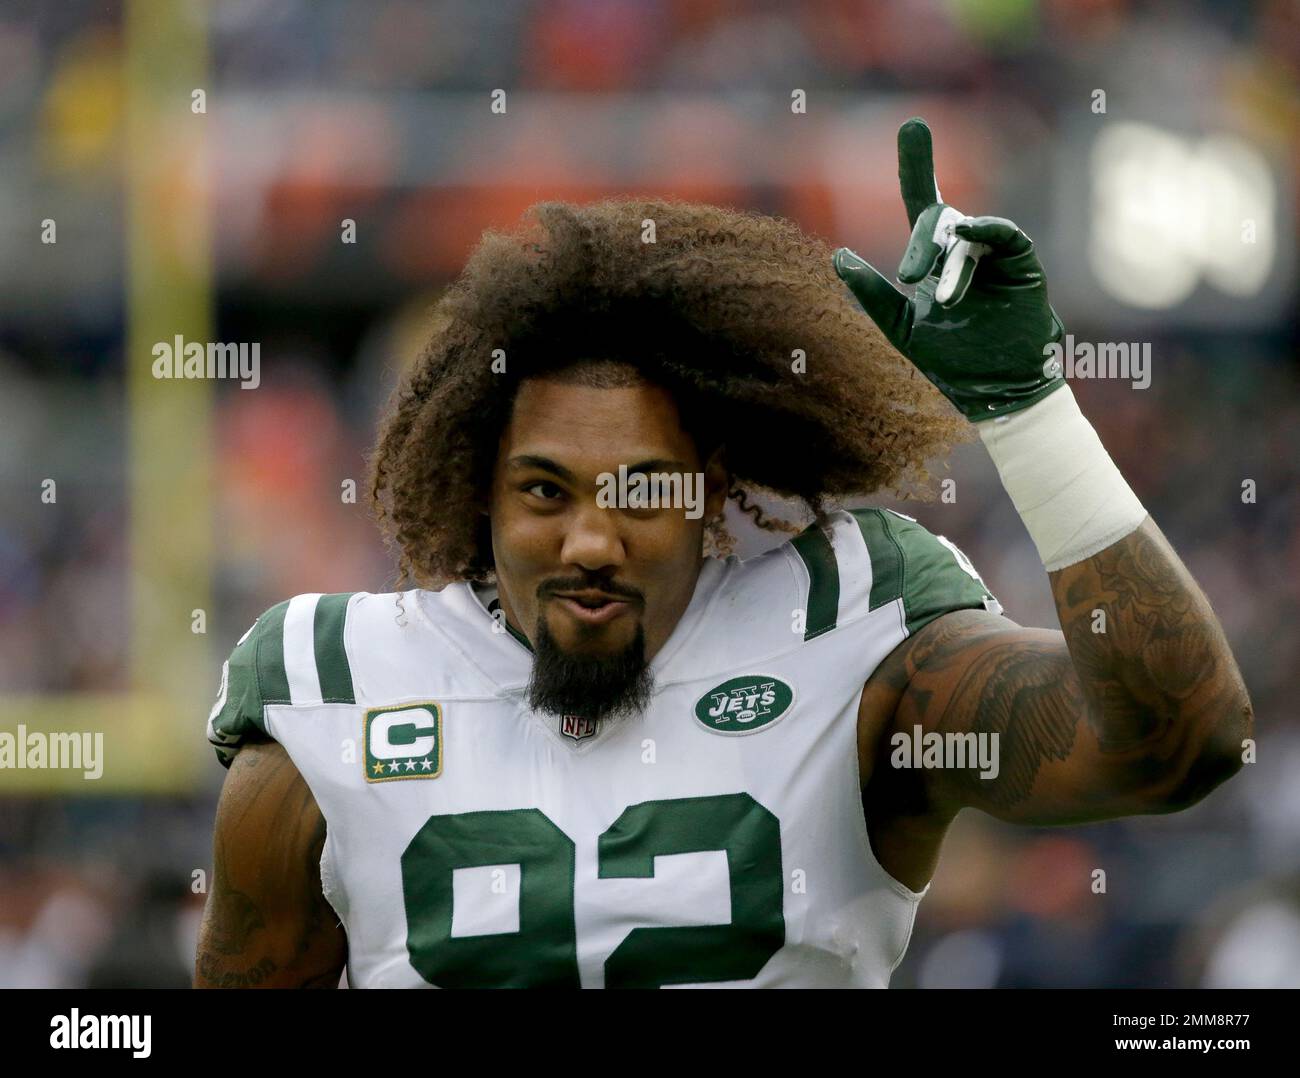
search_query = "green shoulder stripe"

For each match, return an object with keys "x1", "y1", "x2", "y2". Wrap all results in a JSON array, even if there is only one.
[
  {"x1": 255, "y1": 599, "x2": 292, "y2": 704},
  {"x1": 850, "y1": 508, "x2": 996, "y2": 635},
  {"x1": 208, "y1": 600, "x2": 290, "y2": 749},
  {"x1": 313, "y1": 592, "x2": 356, "y2": 704},
  {"x1": 847, "y1": 508, "x2": 904, "y2": 612}
]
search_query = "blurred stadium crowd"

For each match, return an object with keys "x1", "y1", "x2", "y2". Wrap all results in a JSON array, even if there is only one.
[{"x1": 1, "y1": 0, "x2": 1297, "y2": 987}]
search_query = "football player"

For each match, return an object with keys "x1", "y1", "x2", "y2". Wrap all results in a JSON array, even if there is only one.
[{"x1": 195, "y1": 119, "x2": 1252, "y2": 988}]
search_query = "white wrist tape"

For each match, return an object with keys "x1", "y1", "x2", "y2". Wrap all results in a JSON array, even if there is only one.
[{"x1": 978, "y1": 384, "x2": 1147, "y2": 571}]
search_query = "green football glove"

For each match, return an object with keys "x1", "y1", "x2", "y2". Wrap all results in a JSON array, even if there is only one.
[{"x1": 833, "y1": 117, "x2": 1067, "y2": 421}]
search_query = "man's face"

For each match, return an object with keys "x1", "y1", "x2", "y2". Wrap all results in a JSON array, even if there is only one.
[{"x1": 488, "y1": 376, "x2": 727, "y2": 721}]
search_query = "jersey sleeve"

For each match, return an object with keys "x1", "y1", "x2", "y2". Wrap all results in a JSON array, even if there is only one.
[
  {"x1": 787, "y1": 507, "x2": 1001, "y2": 642},
  {"x1": 205, "y1": 600, "x2": 290, "y2": 768}
]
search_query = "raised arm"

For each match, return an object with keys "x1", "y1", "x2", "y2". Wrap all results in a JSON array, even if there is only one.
[
  {"x1": 195, "y1": 738, "x2": 348, "y2": 988},
  {"x1": 841, "y1": 117, "x2": 1252, "y2": 833}
]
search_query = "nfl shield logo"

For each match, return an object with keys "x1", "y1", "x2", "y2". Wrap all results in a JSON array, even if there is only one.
[{"x1": 559, "y1": 714, "x2": 600, "y2": 742}]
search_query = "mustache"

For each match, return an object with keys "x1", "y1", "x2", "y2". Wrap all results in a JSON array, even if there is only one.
[{"x1": 537, "y1": 575, "x2": 644, "y2": 604}]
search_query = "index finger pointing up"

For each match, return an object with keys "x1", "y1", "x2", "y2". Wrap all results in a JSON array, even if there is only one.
[{"x1": 898, "y1": 117, "x2": 940, "y2": 228}]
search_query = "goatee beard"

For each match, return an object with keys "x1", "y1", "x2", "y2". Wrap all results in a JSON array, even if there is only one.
[{"x1": 526, "y1": 613, "x2": 654, "y2": 724}]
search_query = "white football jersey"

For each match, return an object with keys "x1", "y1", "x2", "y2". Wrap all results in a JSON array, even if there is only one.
[{"x1": 208, "y1": 508, "x2": 1000, "y2": 988}]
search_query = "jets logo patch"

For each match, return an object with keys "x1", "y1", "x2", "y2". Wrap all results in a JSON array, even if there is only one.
[
  {"x1": 364, "y1": 703, "x2": 442, "y2": 782},
  {"x1": 694, "y1": 675, "x2": 794, "y2": 736}
]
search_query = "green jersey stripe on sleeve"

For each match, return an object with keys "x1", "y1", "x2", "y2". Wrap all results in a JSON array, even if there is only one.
[
  {"x1": 871, "y1": 509, "x2": 998, "y2": 635},
  {"x1": 256, "y1": 599, "x2": 292, "y2": 705},
  {"x1": 209, "y1": 627, "x2": 266, "y2": 740},
  {"x1": 314, "y1": 592, "x2": 356, "y2": 704},
  {"x1": 208, "y1": 602, "x2": 292, "y2": 766}
]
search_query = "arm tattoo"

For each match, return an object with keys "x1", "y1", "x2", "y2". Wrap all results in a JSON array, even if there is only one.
[
  {"x1": 877, "y1": 611, "x2": 1095, "y2": 814},
  {"x1": 879, "y1": 519, "x2": 1253, "y2": 820},
  {"x1": 207, "y1": 845, "x2": 266, "y2": 956},
  {"x1": 195, "y1": 952, "x2": 279, "y2": 988},
  {"x1": 1051, "y1": 520, "x2": 1252, "y2": 780},
  {"x1": 940, "y1": 634, "x2": 1080, "y2": 811},
  {"x1": 196, "y1": 744, "x2": 346, "y2": 987}
]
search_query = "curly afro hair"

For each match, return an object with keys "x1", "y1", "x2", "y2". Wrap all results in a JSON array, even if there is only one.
[{"x1": 369, "y1": 197, "x2": 968, "y2": 587}]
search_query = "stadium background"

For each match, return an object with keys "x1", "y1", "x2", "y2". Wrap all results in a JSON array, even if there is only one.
[{"x1": 1, "y1": 0, "x2": 1297, "y2": 988}]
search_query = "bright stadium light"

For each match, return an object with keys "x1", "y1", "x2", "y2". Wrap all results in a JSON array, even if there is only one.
[
  {"x1": 1195, "y1": 133, "x2": 1276, "y2": 298},
  {"x1": 1089, "y1": 122, "x2": 1276, "y2": 309}
]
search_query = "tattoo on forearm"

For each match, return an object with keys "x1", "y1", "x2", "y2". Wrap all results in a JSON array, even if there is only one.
[{"x1": 1051, "y1": 519, "x2": 1251, "y2": 770}]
